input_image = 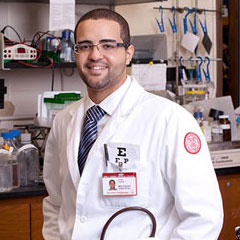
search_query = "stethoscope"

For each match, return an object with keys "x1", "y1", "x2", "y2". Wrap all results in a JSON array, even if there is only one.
[{"x1": 100, "y1": 207, "x2": 157, "y2": 240}]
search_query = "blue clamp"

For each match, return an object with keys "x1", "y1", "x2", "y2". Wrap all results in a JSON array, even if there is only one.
[
  {"x1": 196, "y1": 56, "x2": 203, "y2": 82},
  {"x1": 168, "y1": 6, "x2": 177, "y2": 33},
  {"x1": 155, "y1": 6, "x2": 165, "y2": 32},
  {"x1": 189, "y1": 8, "x2": 198, "y2": 35},
  {"x1": 203, "y1": 56, "x2": 211, "y2": 83},
  {"x1": 183, "y1": 7, "x2": 191, "y2": 34},
  {"x1": 179, "y1": 56, "x2": 184, "y2": 80},
  {"x1": 199, "y1": 10, "x2": 208, "y2": 34}
]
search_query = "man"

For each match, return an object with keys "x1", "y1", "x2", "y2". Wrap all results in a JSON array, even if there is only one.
[
  {"x1": 109, "y1": 179, "x2": 117, "y2": 190},
  {"x1": 43, "y1": 8, "x2": 223, "y2": 240}
]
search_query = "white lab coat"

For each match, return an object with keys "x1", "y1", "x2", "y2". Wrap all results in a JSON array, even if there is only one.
[{"x1": 43, "y1": 76, "x2": 223, "y2": 240}]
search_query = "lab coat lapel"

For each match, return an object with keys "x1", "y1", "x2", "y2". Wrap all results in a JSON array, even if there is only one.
[
  {"x1": 66, "y1": 100, "x2": 85, "y2": 190},
  {"x1": 83, "y1": 78, "x2": 145, "y2": 167}
]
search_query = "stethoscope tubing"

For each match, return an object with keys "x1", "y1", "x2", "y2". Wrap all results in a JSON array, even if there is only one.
[{"x1": 100, "y1": 206, "x2": 157, "y2": 240}]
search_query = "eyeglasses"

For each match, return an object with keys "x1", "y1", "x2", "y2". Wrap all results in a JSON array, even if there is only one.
[{"x1": 74, "y1": 42, "x2": 129, "y2": 54}]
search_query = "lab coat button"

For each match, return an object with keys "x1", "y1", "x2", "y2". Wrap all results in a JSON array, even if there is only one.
[{"x1": 80, "y1": 216, "x2": 87, "y2": 223}]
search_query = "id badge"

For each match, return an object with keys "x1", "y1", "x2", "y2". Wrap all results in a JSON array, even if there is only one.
[{"x1": 102, "y1": 172, "x2": 137, "y2": 197}]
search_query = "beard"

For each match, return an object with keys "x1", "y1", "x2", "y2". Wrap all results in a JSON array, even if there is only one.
[{"x1": 77, "y1": 60, "x2": 127, "y2": 92}]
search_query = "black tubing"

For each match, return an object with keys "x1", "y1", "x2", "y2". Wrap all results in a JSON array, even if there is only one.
[{"x1": 100, "y1": 206, "x2": 157, "y2": 240}]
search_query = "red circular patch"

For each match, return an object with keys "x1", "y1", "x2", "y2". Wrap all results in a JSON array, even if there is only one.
[{"x1": 184, "y1": 132, "x2": 201, "y2": 154}]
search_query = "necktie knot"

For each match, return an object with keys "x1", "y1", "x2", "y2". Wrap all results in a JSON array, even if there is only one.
[{"x1": 86, "y1": 105, "x2": 106, "y2": 122}]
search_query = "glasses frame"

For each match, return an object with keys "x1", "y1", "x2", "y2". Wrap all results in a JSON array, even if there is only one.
[{"x1": 74, "y1": 42, "x2": 129, "y2": 54}]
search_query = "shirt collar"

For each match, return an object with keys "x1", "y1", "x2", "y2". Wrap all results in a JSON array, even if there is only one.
[{"x1": 85, "y1": 76, "x2": 131, "y2": 116}]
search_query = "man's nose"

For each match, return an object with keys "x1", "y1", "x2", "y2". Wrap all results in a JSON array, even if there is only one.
[{"x1": 88, "y1": 45, "x2": 103, "y2": 60}]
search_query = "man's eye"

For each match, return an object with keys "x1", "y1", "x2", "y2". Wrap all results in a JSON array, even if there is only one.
[
  {"x1": 79, "y1": 44, "x2": 92, "y2": 50},
  {"x1": 102, "y1": 44, "x2": 115, "y2": 50}
]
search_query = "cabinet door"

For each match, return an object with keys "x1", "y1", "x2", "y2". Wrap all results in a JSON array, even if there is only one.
[
  {"x1": 31, "y1": 200, "x2": 44, "y2": 240},
  {"x1": 218, "y1": 174, "x2": 240, "y2": 240},
  {"x1": 0, "y1": 202, "x2": 30, "y2": 240}
]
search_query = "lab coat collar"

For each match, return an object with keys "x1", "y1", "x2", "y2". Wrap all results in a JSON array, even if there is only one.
[{"x1": 119, "y1": 76, "x2": 145, "y2": 117}]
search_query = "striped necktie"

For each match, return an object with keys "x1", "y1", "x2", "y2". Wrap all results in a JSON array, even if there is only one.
[{"x1": 78, "y1": 105, "x2": 106, "y2": 175}]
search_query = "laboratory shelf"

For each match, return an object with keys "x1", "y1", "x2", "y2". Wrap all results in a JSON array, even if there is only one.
[
  {"x1": 4, "y1": 61, "x2": 76, "y2": 69},
  {"x1": 0, "y1": 0, "x2": 161, "y2": 5}
]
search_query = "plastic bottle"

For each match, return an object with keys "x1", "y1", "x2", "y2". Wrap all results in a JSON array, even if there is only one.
[
  {"x1": 0, "y1": 150, "x2": 13, "y2": 192},
  {"x1": 17, "y1": 133, "x2": 40, "y2": 186},
  {"x1": 193, "y1": 111, "x2": 203, "y2": 128},
  {"x1": 10, "y1": 129, "x2": 21, "y2": 149},
  {"x1": 219, "y1": 115, "x2": 231, "y2": 142},
  {"x1": 51, "y1": 38, "x2": 60, "y2": 62},
  {"x1": 60, "y1": 30, "x2": 74, "y2": 62},
  {"x1": 1, "y1": 132, "x2": 20, "y2": 188}
]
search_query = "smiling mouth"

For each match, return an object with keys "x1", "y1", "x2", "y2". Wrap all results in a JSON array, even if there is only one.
[{"x1": 87, "y1": 66, "x2": 107, "y2": 70}]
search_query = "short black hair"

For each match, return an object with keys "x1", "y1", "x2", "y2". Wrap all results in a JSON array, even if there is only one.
[{"x1": 74, "y1": 8, "x2": 130, "y2": 46}]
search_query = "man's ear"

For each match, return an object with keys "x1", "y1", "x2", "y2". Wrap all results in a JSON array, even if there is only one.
[{"x1": 126, "y1": 44, "x2": 134, "y2": 65}]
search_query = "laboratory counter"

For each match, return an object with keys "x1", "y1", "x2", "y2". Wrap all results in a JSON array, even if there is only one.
[{"x1": 0, "y1": 183, "x2": 48, "y2": 200}]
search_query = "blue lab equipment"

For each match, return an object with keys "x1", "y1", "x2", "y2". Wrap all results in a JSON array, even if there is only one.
[
  {"x1": 203, "y1": 56, "x2": 211, "y2": 83},
  {"x1": 199, "y1": 10, "x2": 208, "y2": 34},
  {"x1": 183, "y1": 7, "x2": 191, "y2": 34},
  {"x1": 196, "y1": 56, "x2": 203, "y2": 82},
  {"x1": 189, "y1": 8, "x2": 198, "y2": 35},
  {"x1": 155, "y1": 6, "x2": 165, "y2": 32},
  {"x1": 168, "y1": 7, "x2": 177, "y2": 33}
]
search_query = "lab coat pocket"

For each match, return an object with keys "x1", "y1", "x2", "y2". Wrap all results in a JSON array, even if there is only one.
[{"x1": 100, "y1": 161, "x2": 150, "y2": 209}]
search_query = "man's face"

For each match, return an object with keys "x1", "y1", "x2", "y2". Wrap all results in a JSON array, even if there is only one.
[
  {"x1": 110, "y1": 180, "x2": 115, "y2": 189},
  {"x1": 74, "y1": 19, "x2": 134, "y2": 96}
]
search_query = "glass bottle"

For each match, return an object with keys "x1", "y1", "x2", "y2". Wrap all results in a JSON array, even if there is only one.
[
  {"x1": 211, "y1": 120, "x2": 223, "y2": 142},
  {"x1": 219, "y1": 115, "x2": 231, "y2": 141},
  {"x1": 209, "y1": 108, "x2": 224, "y2": 143},
  {"x1": 17, "y1": 133, "x2": 40, "y2": 186}
]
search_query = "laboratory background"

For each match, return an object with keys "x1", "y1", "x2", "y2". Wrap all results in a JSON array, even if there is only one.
[{"x1": 0, "y1": 0, "x2": 239, "y2": 239}]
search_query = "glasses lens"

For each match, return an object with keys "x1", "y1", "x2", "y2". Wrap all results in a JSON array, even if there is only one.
[
  {"x1": 98, "y1": 42, "x2": 118, "y2": 53},
  {"x1": 74, "y1": 43, "x2": 93, "y2": 53}
]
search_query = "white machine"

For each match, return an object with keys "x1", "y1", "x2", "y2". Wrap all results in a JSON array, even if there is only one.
[
  {"x1": 3, "y1": 43, "x2": 37, "y2": 60},
  {"x1": 209, "y1": 141, "x2": 240, "y2": 169},
  {"x1": 0, "y1": 32, "x2": 37, "y2": 70}
]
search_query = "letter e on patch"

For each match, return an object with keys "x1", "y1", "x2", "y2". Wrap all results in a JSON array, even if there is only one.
[{"x1": 184, "y1": 132, "x2": 201, "y2": 154}]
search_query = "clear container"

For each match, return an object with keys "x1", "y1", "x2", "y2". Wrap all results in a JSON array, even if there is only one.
[
  {"x1": 1, "y1": 132, "x2": 20, "y2": 188},
  {"x1": 51, "y1": 38, "x2": 59, "y2": 53},
  {"x1": 211, "y1": 120, "x2": 223, "y2": 142},
  {"x1": 60, "y1": 30, "x2": 74, "y2": 62},
  {"x1": 17, "y1": 133, "x2": 40, "y2": 186},
  {"x1": 0, "y1": 152, "x2": 13, "y2": 192}
]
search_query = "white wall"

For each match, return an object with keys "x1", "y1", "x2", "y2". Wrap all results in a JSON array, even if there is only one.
[{"x1": 0, "y1": 1, "x2": 218, "y2": 117}]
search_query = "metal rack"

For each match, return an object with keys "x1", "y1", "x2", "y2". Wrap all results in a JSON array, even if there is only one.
[{"x1": 0, "y1": 0, "x2": 163, "y2": 6}]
